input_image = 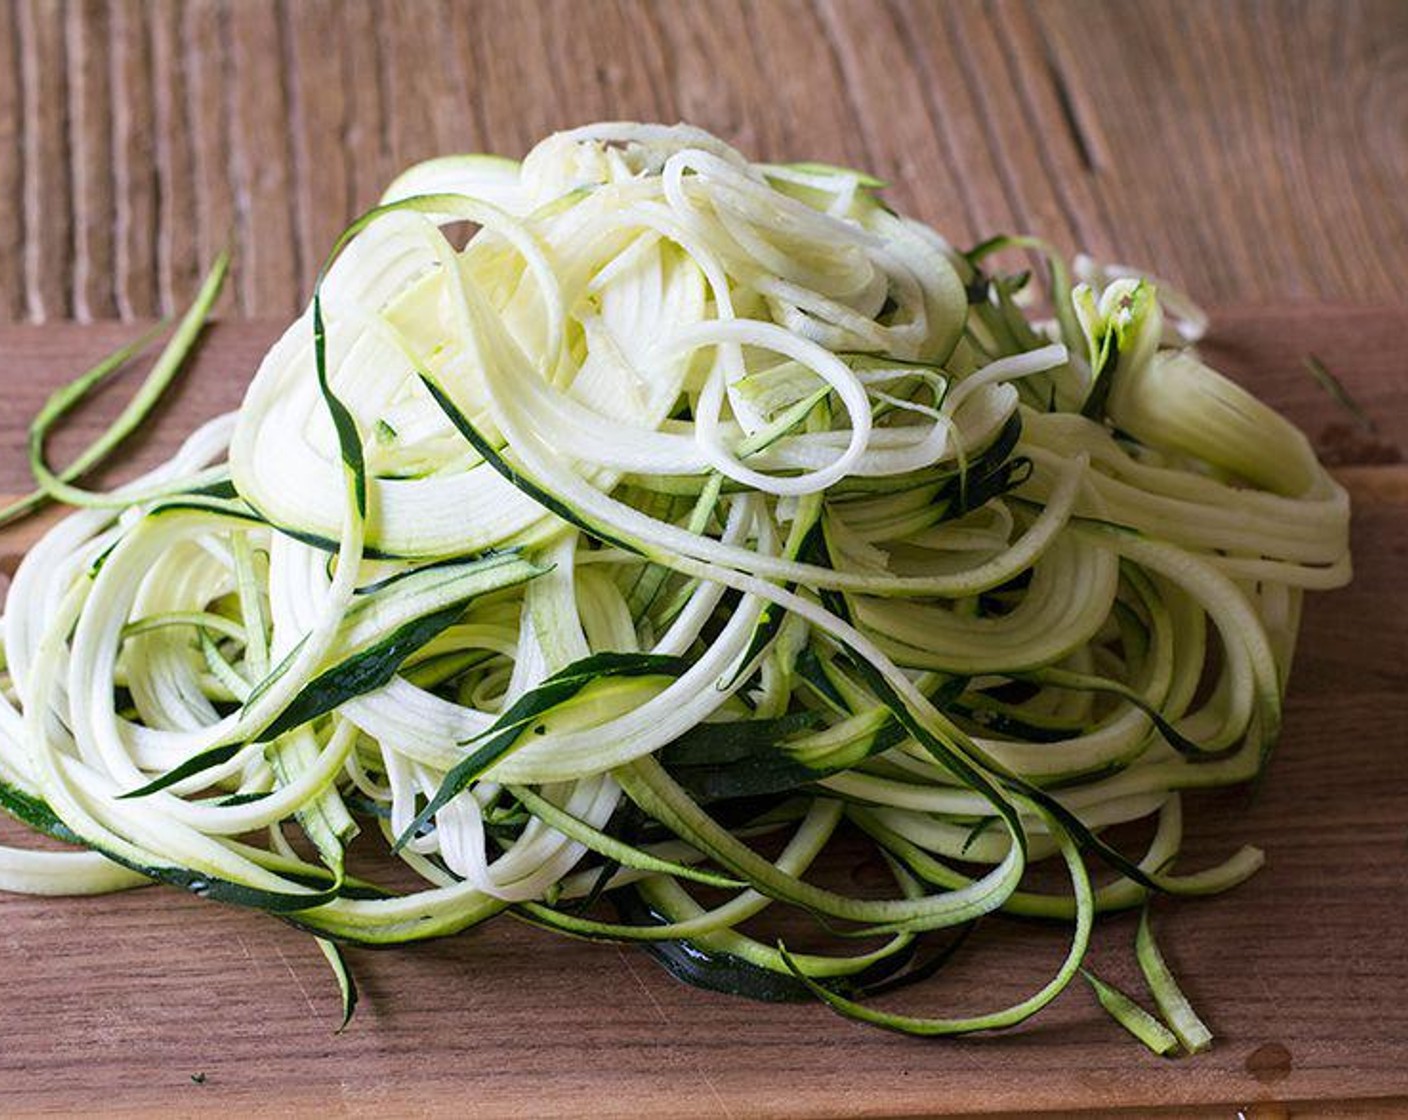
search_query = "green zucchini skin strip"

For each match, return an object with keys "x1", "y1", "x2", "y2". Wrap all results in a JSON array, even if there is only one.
[
  {"x1": 0, "y1": 779, "x2": 389, "y2": 907},
  {"x1": 0, "y1": 325, "x2": 163, "y2": 527},
  {"x1": 777, "y1": 802, "x2": 1094, "y2": 1035},
  {"x1": 1136, "y1": 907, "x2": 1213, "y2": 1053},
  {"x1": 506, "y1": 784, "x2": 745, "y2": 891},
  {"x1": 0, "y1": 779, "x2": 86, "y2": 847},
  {"x1": 256, "y1": 597, "x2": 499, "y2": 743},
  {"x1": 395, "y1": 652, "x2": 690, "y2": 849},
  {"x1": 1082, "y1": 969, "x2": 1181, "y2": 1056},
  {"x1": 24, "y1": 253, "x2": 231, "y2": 514},
  {"x1": 614, "y1": 887, "x2": 918, "y2": 1004},
  {"x1": 317, "y1": 937, "x2": 360, "y2": 1033},
  {"x1": 0, "y1": 779, "x2": 345, "y2": 912}
]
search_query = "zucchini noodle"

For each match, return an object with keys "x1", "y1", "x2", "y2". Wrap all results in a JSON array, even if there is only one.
[{"x1": 0, "y1": 123, "x2": 1349, "y2": 1048}]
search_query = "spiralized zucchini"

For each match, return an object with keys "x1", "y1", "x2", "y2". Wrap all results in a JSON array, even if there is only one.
[{"x1": 0, "y1": 123, "x2": 1349, "y2": 1048}]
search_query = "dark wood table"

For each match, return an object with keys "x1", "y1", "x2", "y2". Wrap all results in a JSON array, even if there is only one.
[{"x1": 1, "y1": 2, "x2": 1405, "y2": 1116}]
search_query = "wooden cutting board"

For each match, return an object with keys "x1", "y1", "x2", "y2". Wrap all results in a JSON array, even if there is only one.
[{"x1": 0, "y1": 309, "x2": 1404, "y2": 1118}]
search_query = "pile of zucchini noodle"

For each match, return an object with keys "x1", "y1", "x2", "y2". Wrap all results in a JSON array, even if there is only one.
[{"x1": 0, "y1": 122, "x2": 1349, "y2": 1050}]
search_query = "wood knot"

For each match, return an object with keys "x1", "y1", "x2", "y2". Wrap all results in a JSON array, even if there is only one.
[{"x1": 1244, "y1": 1041, "x2": 1293, "y2": 1084}]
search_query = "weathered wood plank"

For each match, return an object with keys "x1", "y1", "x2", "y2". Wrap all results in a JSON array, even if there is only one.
[
  {"x1": 1034, "y1": 0, "x2": 1408, "y2": 303},
  {"x1": 929, "y1": 0, "x2": 1085, "y2": 260},
  {"x1": 814, "y1": 0, "x2": 974, "y2": 241},
  {"x1": 280, "y1": 0, "x2": 345, "y2": 301},
  {"x1": 109, "y1": 0, "x2": 159, "y2": 321},
  {"x1": 148, "y1": 0, "x2": 200, "y2": 318},
  {"x1": 0, "y1": 0, "x2": 22, "y2": 321},
  {"x1": 181, "y1": 0, "x2": 239, "y2": 318},
  {"x1": 66, "y1": 0, "x2": 117, "y2": 322},
  {"x1": 225, "y1": 0, "x2": 300, "y2": 319},
  {"x1": 4, "y1": 0, "x2": 1407, "y2": 319},
  {"x1": 17, "y1": 0, "x2": 73, "y2": 322},
  {"x1": 885, "y1": 0, "x2": 1022, "y2": 249},
  {"x1": 0, "y1": 0, "x2": 1404, "y2": 1107}
]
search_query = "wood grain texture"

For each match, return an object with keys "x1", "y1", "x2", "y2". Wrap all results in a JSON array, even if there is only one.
[
  {"x1": 1, "y1": 1, "x2": 1406, "y2": 1112},
  {"x1": 0, "y1": 310, "x2": 1403, "y2": 1117},
  {"x1": 2, "y1": 0, "x2": 1407, "y2": 322}
]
